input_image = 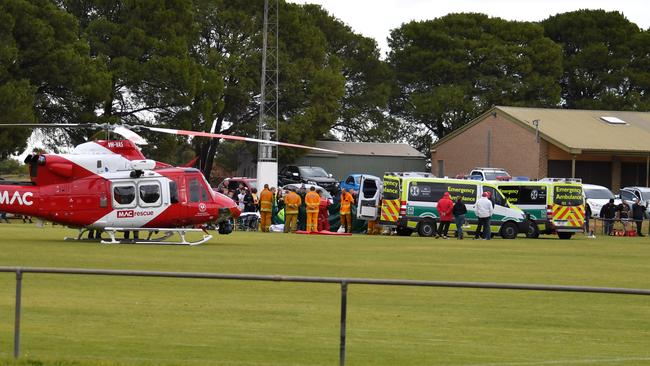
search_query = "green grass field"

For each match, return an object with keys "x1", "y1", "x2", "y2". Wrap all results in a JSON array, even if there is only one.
[{"x1": 1, "y1": 222, "x2": 649, "y2": 366}]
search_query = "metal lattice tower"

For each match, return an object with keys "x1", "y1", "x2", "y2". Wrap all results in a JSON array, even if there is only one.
[{"x1": 258, "y1": 0, "x2": 279, "y2": 162}]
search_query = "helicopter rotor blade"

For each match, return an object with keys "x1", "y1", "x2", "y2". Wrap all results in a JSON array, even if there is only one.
[
  {"x1": 112, "y1": 126, "x2": 148, "y2": 145},
  {"x1": 0, "y1": 123, "x2": 83, "y2": 128},
  {"x1": 139, "y1": 126, "x2": 342, "y2": 154},
  {"x1": 0, "y1": 123, "x2": 148, "y2": 145}
]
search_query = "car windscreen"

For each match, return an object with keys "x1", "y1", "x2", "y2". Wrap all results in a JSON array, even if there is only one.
[
  {"x1": 299, "y1": 167, "x2": 328, "y2": 177},
  {"x1": 484, "y1": 172, "x2": 509, "y2": 180},
  {"x1": 553, "y1": 185, "x2": 583, "y2": 206},
  {"x1": 584, "y1": 187, "x2": 614, "y2": 200}
]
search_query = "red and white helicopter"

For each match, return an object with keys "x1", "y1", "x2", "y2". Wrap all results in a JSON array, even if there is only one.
[{"x1": 0, "y1": 123, "x2": 338, "y2": 245}]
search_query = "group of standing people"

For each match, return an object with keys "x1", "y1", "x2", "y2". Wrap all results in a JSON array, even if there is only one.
[
  {"x1": 284, "y1": 186, "x2": 355, "y2": 234},
  {"x1": 433, "y1": 191, "x2": 493, "y2": 240},
  {"x1": 598, "y1": 198, "x2": 646, "y2": 236},
  {"x1": 223, "y1": 182, "x2": 356, "y2": 234}
]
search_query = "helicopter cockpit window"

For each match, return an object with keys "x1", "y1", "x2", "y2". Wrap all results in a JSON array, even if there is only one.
[
  {"x1": 139, "y1": 183, "x2": 161, "y2": 205},
  {"x1": 113, "y1": 185, "x2": 136, "y2": 206},
  {"x1": 189, "y1": 178, "x2": 201, "y2": 203},
  {"x1": 169, "y1": 181, "x2": 179, "y2": 204}
]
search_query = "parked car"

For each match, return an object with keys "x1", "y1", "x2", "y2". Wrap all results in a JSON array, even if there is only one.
[
  {"x1": 469, "y1": 167, "x2": 511, "y2": 181},
  {"x1": 619, "y1": 186, "x2": 650, "y2": 216},
  {"x1": 583, "y1": 183, "x2": 619, "y2": 217},
  {"x1": 278, "y1": 165, "x2": 338, "y2": 194},
  {"x1": 216, "y1": 177, "x2": 257, "y2": 193},
  {"x1": 339, "y1": 174, "x2": 381, "y2": 194},
  {"x1": 282, "y1": 183, "x2": 333, "y2": 204}
]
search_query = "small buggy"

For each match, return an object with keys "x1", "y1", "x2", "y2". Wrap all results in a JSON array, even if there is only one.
[{"x1": 237, "y1": 212, "x2": 260, "y2": 231}]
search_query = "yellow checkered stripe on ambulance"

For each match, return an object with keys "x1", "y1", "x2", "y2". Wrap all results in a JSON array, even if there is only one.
[
  {"x1": 380, "y1": 199, "x2": 400, "y2": 222},
  {"x1": 552, "y1": 204, "x2": 585, "y2": 227}
]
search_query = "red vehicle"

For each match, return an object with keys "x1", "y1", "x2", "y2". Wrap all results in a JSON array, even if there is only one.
[{"x1": 0, "y1": 123, "x2": 338, "y2": 244}]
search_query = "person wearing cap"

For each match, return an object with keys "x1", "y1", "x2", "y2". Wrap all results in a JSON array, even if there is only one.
[{"x1": 474, "y1": 191, "x2": 494, "y2": 240}]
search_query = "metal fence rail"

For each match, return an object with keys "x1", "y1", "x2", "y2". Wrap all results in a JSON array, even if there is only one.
[{"x1": 2, "y1": 266, "x2": 650, "y2": 365}]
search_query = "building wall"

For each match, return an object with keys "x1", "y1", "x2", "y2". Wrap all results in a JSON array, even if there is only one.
[
  {"x1": 431, "y1": 113, "x2": 542, "y2": 178},
  {"x1": 295, "y1": 155, "x2": 426, "y2": 180}
]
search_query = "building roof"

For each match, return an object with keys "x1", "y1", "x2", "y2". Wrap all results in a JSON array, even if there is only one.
[
  {"x1": 310, "y1": 141, "x2": 425, "y2": 158},
  {"x1": 433, "y1": 106, "x2": 650, "y2": 154}
]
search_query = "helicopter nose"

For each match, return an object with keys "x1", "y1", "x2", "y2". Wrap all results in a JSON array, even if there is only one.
[{"x1": 229, "y1": 206, "x2": 241, "y2": 218}]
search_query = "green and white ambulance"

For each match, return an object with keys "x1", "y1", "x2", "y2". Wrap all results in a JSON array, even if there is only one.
[
  {"x1": 368, "y1": 173, "x2": 529, "y2": 238},
  {"x1": 494, "y1": 178, "x2": 585, "y2": 239}
]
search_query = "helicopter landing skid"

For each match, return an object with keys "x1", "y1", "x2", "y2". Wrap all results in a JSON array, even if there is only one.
[
  {"x1": 64, "y1": 228, "x2": 102, "y2": 242},
  {"x1": 100, "y1": 227, "x2": 212, "y2": 246}
]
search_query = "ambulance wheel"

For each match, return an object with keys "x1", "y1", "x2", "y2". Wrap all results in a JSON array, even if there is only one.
[
  {"x1": 417, "y1": 220, "x2": 436, "y2": 237},
  {"x1": 396, "y1": 227, "x2": 413, "y2": 236},
  {"x1": 500, "y1": 222, "x2": 518, "y2": 239},
  {"x1": 526, "y1": 221, "x2": 539, "y2": 238},
  {"x1": 558, "y1": 232, "x2": 573, "y2": 240}
]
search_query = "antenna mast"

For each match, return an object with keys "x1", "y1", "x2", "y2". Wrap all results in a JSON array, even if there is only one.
[{"x1": 256, "y1": 0, "x2": 279, "y2": 189}]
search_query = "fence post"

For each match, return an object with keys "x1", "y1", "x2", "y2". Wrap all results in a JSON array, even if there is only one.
[
  {"x1": 14, "y1": 269, "x2": 22, "y2": 359},
  {"x1": 339, "y1": 281, "x2": 348, "y2": 366}
]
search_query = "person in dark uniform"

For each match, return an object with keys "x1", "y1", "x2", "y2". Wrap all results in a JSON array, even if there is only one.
[
  {"x1": 599, "y1": 199, "x2": 617, "y2": 236},
  {"x1": 297, "y1": 185, "x2": 307, "y2": 231},
  {"x1": 631, "y1": 198, "x2": 646, "y2": 237}
]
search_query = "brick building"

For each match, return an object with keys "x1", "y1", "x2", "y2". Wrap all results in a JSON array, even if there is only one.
[{"x1": 431, "y1": 106, "x2": 650, "y2": 191}]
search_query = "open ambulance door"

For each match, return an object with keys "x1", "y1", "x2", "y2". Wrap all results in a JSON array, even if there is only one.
[{"x1": 357, "y1": 175, "x2": 382, "y2": 220}]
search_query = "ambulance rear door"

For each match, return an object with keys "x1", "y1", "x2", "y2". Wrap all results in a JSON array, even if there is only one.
[
  {"x1": 379, "y1": 175, "x2": 401, "y2": 225},
  {"x1": 357, "y1": 175, "x2": 382, "y2": 220}
]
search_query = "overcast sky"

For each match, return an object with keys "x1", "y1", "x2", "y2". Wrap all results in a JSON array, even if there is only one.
[{"x1": 288, "y1": 0, "x2": 649, "y2": 57}]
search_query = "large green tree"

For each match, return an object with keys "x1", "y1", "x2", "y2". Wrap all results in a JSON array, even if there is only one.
[
  {"x1": 59, "y1": 0, "x2": 219, "y2": 165},
  {"x1": 0, "y1": 0, "x2": 109, "y2": 158},
  {"x1": 388, "y1": 13, "x2": 562, "y2": 154},
  {"x1": 628, "y1": 31, "x2": 650, "y2": 110},
  {"x1": 301, "y1": 4, "x2": 396, "y2": 142},
  {"x1": 542, "y1": 9, "x2": 642, "y2": 110},
  {"x1": 194, "y1": 1, "x2": 388, "y2": 177}
]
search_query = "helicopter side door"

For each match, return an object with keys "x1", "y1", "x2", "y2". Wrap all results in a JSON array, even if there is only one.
[
  {"x1": 184, "y1": 174, "x2": 215, "y2": 224},
  {"x1": 108, "y1": 178, "x2": 170, "y2": 227}
]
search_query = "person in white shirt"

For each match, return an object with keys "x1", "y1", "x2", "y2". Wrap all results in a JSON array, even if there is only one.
[{"x1": 474, "y1": 192, "x2": 494, "y2": 240}]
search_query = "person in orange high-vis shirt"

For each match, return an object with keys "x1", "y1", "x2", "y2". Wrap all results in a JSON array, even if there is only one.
[
  {"x1": 304, "y1": 186, "x2": 321, "y2": 232},
  {"x1": 259, "y1": 184, "x2": 274, "y2": 232},
  {"x1": 340, "y1": 188, "x2": 355, "y2": 233},
  {"x1": 283, "y1": 190, "x2": 301, "y2": 233}
]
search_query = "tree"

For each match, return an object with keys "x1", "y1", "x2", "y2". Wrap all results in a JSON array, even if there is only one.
[
  {"x1": 388, "y1": 13, "x2": 562, "y2": 154},
  {"x1": 0, "y1": 0, "x2": 110, "y2": 158},
  {"x1": 191, "y1": 1, "x2": 358, "y2": 177},
  {"x1": 301, "y1": 4, "x2": 396, "y2": 142},
  {"x1": 59, "y1": 0, "x2": 219, "y2": 165},
  {"x1": 542, "y1": 10, "x2": 641, "y2": 110},
  {"x1": 628, "y1": 30, "x2": 650, "y2": 110}
]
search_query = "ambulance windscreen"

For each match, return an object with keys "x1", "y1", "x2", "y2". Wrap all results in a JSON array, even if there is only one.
[{"x1": 554, "y1": 185, "x2": 583, "y2": 206}]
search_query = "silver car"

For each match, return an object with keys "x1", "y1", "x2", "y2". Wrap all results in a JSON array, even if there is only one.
[{"x1": 619, "y1": 186, "x2": 650, "y2": 217}]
